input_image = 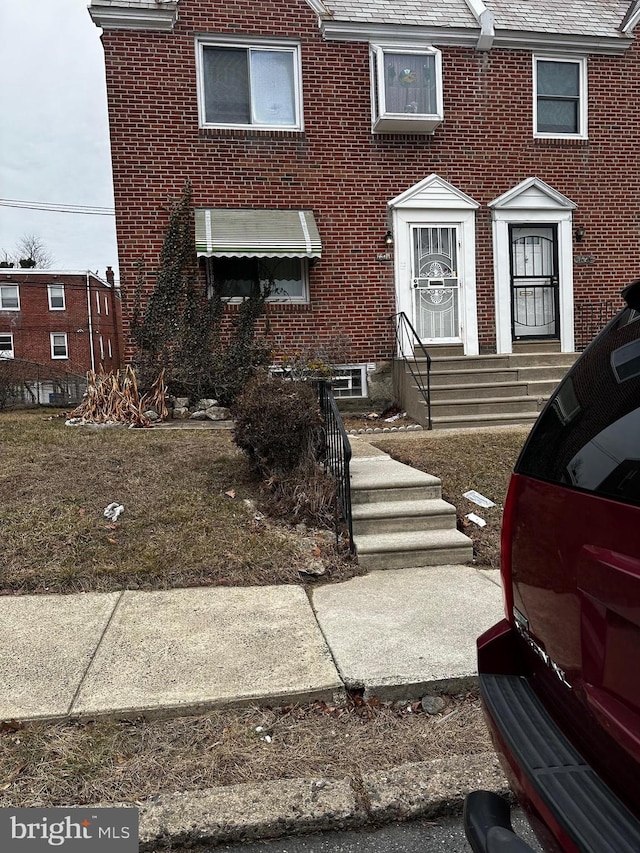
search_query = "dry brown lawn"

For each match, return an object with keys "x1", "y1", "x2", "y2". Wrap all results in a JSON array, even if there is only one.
[
  {"x1": 0, "y1": 693, "x2": 490, "y2": 808},
  {"x1": 0, "y1": 410, "x2": 360, "y2": 594}
]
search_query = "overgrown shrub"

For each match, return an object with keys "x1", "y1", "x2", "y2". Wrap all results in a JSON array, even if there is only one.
[{"x1": 233, "y1": 374, "x2": 324, "y2": 478}]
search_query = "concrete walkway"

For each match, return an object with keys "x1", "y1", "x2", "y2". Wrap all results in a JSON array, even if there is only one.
[{"x1": 0, "y1": 565, "x2": 503, "y2": 722}]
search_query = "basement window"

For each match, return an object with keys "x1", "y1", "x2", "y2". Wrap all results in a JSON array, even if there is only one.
[{"x1": 0, "y1": 333, "x2": 14, "y2": 358}]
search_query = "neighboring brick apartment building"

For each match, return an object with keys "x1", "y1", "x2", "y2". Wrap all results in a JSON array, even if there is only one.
[
  {"x1": 88, "y1": 0, "x2": 640, "y2": 402},
  {"x1": 0, "y1": 269, "x2": 123, "y2": 399}
]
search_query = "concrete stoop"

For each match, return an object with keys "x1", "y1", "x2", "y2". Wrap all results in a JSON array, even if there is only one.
[{"x1": 350, "y1": 455, "x2": 473, "y2": 570}]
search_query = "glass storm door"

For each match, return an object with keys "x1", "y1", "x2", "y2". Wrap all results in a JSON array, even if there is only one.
[
  {"x1": 411, "y1": 226, "x2": 461, "y2": 342},
  {"x1": 510, "y1": 225, "x2": 559, "y2": 339}
]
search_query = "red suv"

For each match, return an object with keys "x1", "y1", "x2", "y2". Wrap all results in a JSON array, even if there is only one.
[{"x1": 464, "y1": 282, "x2": 640, "y2": 853}]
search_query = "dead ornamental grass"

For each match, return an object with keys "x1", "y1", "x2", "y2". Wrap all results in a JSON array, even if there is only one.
[
  {"x1": 0, "y1": 411, "x2": 359, "y2": 593},
  {"x1": 0, "y1": 696, "x2": 491, "y2": 808},
  {"x1": 368, "y1": 427, "x2": 531, "y2": 568}
]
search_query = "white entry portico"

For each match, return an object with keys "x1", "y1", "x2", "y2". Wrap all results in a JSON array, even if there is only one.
[{"x1": 389, "y1": 174, "x2": 480, "y2": 356}]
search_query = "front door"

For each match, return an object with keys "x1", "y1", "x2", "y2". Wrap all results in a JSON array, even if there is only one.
[
  {"x1": 510, "y1": 225, "x2": 559, "y2": 339},
  {"x1": 411, "y1": 225, "x2": 462, "y2": 343}
]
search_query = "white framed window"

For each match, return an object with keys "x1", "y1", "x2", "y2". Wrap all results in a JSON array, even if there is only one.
[
  {"x1": 99, "y1": 335, "x2": 104, "y2": 360},
  {"x1": 95, "y1": 289, "x2": 101, "y2": 314},
  {"x1": 50, "y1": 332, "x2": 68, "y2": 359},
  {"x1": 534, "y1": 56, "x2": 587, "y2": 139},
  {"x1": 47, "y1": 283, "x2": 66, "y2": 310},
  {"x1": 0, "y1": 284, "x2": 20, "y2": 310},
  {"x1": 0, "y1": 333, "x2": 14, "y2": 359},
  {"x1": 370, "y1": 43, "x2": 443, "y2": 134},
  {"x1": 108, "y1": 338, "x2": 112, "y2": 358},
  {"x1": 331, "y1": 365, "x2": 367, "y2": 398},
  {"x1": 197, "y1": 39, "x2": 303, "y2": 130},
  {"x1": 205, "y1": 256, "x2": 309, "y2": 303},
  {"x1": 104, "y1": 295, "x2": 109, "y2": 315}
]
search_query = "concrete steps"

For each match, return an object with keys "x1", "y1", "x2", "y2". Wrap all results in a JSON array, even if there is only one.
[
  {"x1": 400, "y1": 346, "x2": 578, "y2": 430},
  {"x1": 350, "y1": 455, "x2": 473, "y2": 570}
]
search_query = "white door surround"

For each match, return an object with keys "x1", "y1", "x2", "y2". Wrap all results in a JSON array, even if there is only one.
[
  {"x1": 389, "y1": 174, "x2": 480, "y2": 356},
  {"x1": 489, "y1": 178, "x2": 576, "y2": 354}
]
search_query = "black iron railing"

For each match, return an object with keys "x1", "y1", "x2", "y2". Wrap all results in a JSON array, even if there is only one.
[
  {"x1": 574, "y1": 299, "x2": 623, "y2": 351},
  {"x1": 390, "y1": 311, "x2": 432, "y2": 429},
  {"x1": 315, "y1": 379, "x2": 354, "y2": 553}
]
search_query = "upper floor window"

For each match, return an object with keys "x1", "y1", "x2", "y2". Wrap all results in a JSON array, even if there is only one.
[
  {"x1": 0, "y1": 284, "x2": 19, "y2": 310},
  {"x1": 197, "y1": 40, "x2": 302, "y2": 130},
  {"x1": 50, "y1": 332, "x2": 68, "y2": 360},
  {"x1": 370, "y1": 43, "x2": 443, "y2": 134},
  {"x1": 95, "y1": 289, "x2": 101, "y2": 314},
  {"x1": 534, "y1": 57, "x2": 587, "y2": 138},
  {"x1": 0, "y1": 333, "x2": 14, "y2": 359},
  {"x1": 48, "y1": 283, "x2": 65, "y2": 310},
  {"x1": 206, "y1": 256, "x2": 308, "y2": 303}
]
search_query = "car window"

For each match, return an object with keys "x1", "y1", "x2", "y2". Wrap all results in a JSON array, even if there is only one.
[{"x1": 516, "y1": 307, "x2": 640, "y2": 506}]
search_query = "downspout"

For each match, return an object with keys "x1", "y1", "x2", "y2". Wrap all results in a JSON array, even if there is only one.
[
  {"x1": 86, "y1": 272, "x2": 95, "y2": 372},
  {"x1": 463, "y1": 0, "x2": 495, "y2": 51}
]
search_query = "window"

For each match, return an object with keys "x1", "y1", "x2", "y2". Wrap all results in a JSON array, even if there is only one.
[
  {"x1": 534, "y1": 57, "x2": 587, "y2": 138},
  {"x1": 104, "y1": 295, "x2": 109, "y2": 315},
  {"x1": 517, "y1": 306, "x2": 640, "y2": 505},
  {"x1": 99, "y1": 335, "x2": 104, "y2": 361},
  {"x1": 47, "y1": 283, "x2": 65, "y2": 310},
  {"x1": 108, "y1": 338, "x2": 112, "y2": 359},
  {"x1": 0, "y1": 333, "x2": 14, "y2": 359},
  {"x1": 198, "y1": 40, "x2": 302, "y2": 130},
  {"x1": 0, "y1": 284, "x2": 20, "y2": 310},
  {"x1": 50, "y1": 333, "x2": 68, "y2": 359},
  {"x1": 370, "y1": 44, "x2": 443, "y2": 133},
  {"x1": 206, "y1": 256, "x2": 308, "y2": 303},
  {"x1": 95, "y1": 289, "x2": 101, "y2": 314},
  {"x1": 332, "y1": 366, "x2": 367, "y2": 398}
]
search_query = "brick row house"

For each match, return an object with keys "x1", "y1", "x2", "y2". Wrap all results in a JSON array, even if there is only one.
[
  {"x1": 0, "y1": 269, "x2": 122, "y2": 404},
  {"x1": 88, "y1": 0, "x2": 640, "y2": 426}
]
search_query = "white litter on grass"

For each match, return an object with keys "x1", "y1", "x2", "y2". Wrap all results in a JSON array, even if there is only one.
[
  {"x1": 104, "y1": 502, "x2": 125, "y2": 521},
  {"x1": 466, "y1": 512, "x2": 486, "y2": 528},
  {"x1": 463, "y1": 490, "x2": 495, "y2": 509}
]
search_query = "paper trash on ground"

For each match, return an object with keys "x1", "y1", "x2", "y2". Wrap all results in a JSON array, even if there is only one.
[
  {"x1": 463, "y1": 490, "x2": 495, "y2": 508},
  {"x1": 466, "y1": 512, "x2": 487, "y2": 527}
]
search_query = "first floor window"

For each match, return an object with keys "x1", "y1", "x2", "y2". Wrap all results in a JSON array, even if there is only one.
[
  {"x1": 198, "y1": 40, "x2": 302, "y2": 130},
  {"x1": 207, "y1": 256, "x2": 308, "y2": 302},
  {"x1": 47, "y1": 283, "x2": 65, "y2": 310},
  {"x1": 534, "y1": 56, "x2": 586, "y2": 137},
  {"x1": 0, "y1": 333, "x2": 14, "y2": 358},
  {"x1": 51, "y1": 332, "x2": 68, "y2": 359},
  {"x1": 0, "y1": 284, "x2": 19, "y2": 310}
]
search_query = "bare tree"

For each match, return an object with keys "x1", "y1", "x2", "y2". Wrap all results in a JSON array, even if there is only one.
[{"x1": 0, "y1": 234, "x2": 54, "y2": 268}]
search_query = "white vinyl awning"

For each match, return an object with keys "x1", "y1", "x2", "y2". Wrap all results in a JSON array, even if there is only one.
[{"x1": 195, "y1": 209, "x2": 322, "y2": 258}]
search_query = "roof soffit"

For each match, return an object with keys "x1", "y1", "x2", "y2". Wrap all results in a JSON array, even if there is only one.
[{"x1": 88, "y1": 0, "x2": 179, "y2": 32}]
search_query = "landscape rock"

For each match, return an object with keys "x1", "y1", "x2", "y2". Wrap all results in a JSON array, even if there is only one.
[
  {"x1": 205, "y1": 406, "x2": 231, "y2": 421},
  {"x1": 173, "y1": 397, "x2": 189, "y2": 409},
  {"x1": 299, "y1": 560, "x2": 326, "y2": 577},
  {"x1": 421, "y1": 695, "x2": 447, "y2": 714},
  {"x1": 190, "y1": 410, "x2": 208, "y2": 420},
  {"x1": 172, "y1": 406, "x2": 191, "y2": 420},
  {"x1": 143, "y1": 410, "x2": 159, "y2": 422},
  {"x1": 197, "y1": 398, "x2": 218, "y2": 410}
]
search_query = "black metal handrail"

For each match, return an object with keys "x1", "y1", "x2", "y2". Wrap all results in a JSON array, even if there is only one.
[
  {"x1": 574, "y1": 299, "x2": 623, "y2": 351},
  {"x1": 315, "y1": 379, "x2": 354, "y2": 553},
  {"x1": 389, "y1": 311, "x2": 432, "y2": 429}
]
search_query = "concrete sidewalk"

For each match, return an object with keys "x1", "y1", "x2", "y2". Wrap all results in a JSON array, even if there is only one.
[{"x1": 0, "y1": 566, "x2": 503, "y2": 722}]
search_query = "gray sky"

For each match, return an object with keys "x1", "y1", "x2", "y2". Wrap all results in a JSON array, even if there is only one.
[{"x1": 0, "y1": 0, "x2": 118, "y2": 278}]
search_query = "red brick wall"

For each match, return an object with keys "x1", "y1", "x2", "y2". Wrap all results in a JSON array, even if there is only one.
[
  {"x1": 0, "y1": 272, "x2": 123, "y2": 375},
  {"x1": 100, "y1": 0, "x2": 640, "y2": 361}
]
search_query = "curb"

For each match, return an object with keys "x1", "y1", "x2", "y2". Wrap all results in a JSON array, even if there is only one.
[{"x1": 101, "y1": 752, "x2": 508, "y2": 849}]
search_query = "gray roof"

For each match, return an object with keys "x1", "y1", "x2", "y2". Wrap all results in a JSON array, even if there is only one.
[
  {"x1": 486, "y1": 0, "x2": 631, "y2": 38},
  {"x1": 321, "y1": 0, "x2": 633, "y2": 39}
]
